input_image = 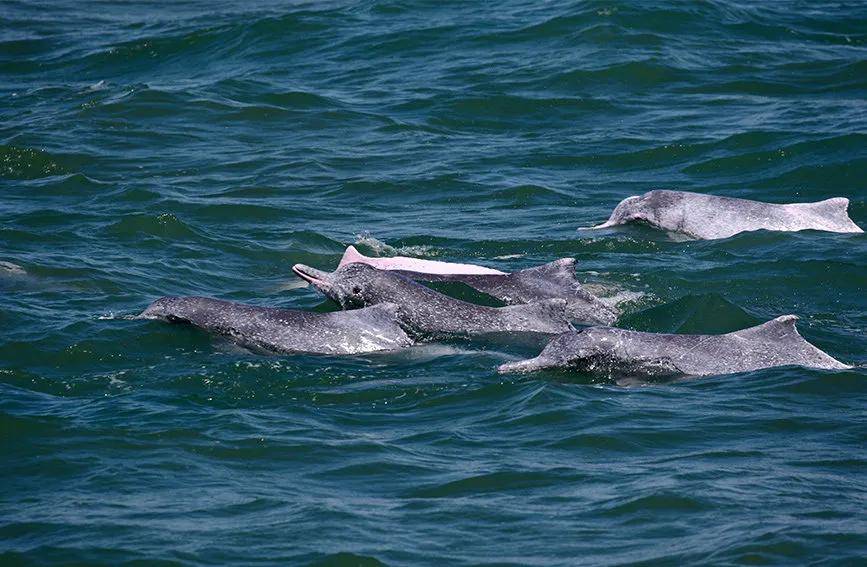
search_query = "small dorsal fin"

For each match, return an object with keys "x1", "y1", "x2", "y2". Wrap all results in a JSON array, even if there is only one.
[
  {"x1": 339, "y1": 245, "x2": 368, "y2": 268},
  {"x1": 515, "y1": 258, "x2": 577, "y2": 282},
  {"x1": 731, "y1": 315, "x2": 800, "y2": 341},
  {"x1": 801, "y1": 197, "x2": 849, "y2": 218}
]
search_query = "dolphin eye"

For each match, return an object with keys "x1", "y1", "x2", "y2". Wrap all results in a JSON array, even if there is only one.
[{"x1": 352, "y1": 286, "x2": 362, "y2": 295}]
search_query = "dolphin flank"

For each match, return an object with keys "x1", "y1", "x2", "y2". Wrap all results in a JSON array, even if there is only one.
[{"x1": 140, "y1": 296, "x2": 413, "y2": 355}]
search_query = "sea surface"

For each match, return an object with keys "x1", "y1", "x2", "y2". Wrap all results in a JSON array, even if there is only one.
[{"x1": 2, "y1": 1, "x2": 866, "y2": 565}]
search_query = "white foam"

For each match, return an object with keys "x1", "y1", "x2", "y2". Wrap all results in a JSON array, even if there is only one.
[{"x1": 354, "y1": 232, "x2": 435, "y2": 258}]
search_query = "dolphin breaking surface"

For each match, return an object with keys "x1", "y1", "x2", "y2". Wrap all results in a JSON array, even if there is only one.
[
  {"x1": 338, "y1": 246, "x2": 617, "y2": 325},
  {"x1": 339, "y1": 244, "x2": 505, "y2": 275},
  {"x1": 138, "y1": 192, "x2": 856, "y2": 372},
  {"x1": 140, "y1": 296, "x2": 413, "y2": 355},
  {"x1": 292, "y1": 262, "x2": 574, "y2": 339},
  {"x1": 498, "y1": 315, "x2": 850, "y2": 377},
  {"x1": 591, "y1": 190, "x2": 864, "y2": 240}
]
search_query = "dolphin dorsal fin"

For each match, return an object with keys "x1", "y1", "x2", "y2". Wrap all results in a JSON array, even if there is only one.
[
  {"x1": 339, "y1": 245, "x2": 369, "y2": 269},
  {"x1": 787, "y1": 197, "x2": 863, "y2": 233},
  {"x1": 798, "y1": 197, "x2": 850, "y2": 219},
  {"x1": 731, "y1": 315, "x2": 800, "y2": 342},
  {"x1": 516, "y1": 258, "x2": 577, "y2": 282}
]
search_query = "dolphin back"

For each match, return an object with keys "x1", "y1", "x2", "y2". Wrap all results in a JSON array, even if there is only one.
[
  {"x1": 395, "y1": 257, "x2": 619, "y2": 326},
  {"x1": 495, "y1": 298, "x2": 573, "y2": 334},
  {"x1": 140, "y1": 296, "x2": 413, "y2": 355}
]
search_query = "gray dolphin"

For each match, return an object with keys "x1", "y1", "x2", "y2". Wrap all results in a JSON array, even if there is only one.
[
  {"x1": 140, "y1": 296, "x2": 413, "y2": 355},
  {"x1": 498, "y1": 315, "x2": 850, "y2": 377},
  {"x1": 338, "y1": 246, "x2": 617, "y2": 325},
  {"x1": 292, "y1": 262, "x2": 574, "y2": 339},
  {"x1": 591, "y1": 190, "x2": 863, "y2": 239}
]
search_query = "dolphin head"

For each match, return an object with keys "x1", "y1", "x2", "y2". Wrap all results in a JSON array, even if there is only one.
[
  {"x1": 139, "y1": 296, "x2": 223, "y2": 325},
  {"x1": 293, "y1": 262, "x2": 399, "y2": 308},
  {"x1": 497, "y1": 328, "x2": 616, "y2": 373},
  {"x1": 592, "y1": 195, "x2": 645, "y2": 228}
]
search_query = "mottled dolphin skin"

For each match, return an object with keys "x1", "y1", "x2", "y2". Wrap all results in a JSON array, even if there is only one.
[
  {"x1": 591, "y1": 190, "x2": 863, "y2": 239},
  {"x1": 292, "y1": 262, "x2": 573, "y2": 339},
  {"x1": 399, "y1": 259, "x2": 617, "y2": 326},
  {"x1": 140, "y1": 296, "x2": 413, "y2": 355},
  {"x1": 339, "y1": 245, "x2": 505, "y2": 275},
  {"x1": 498, "y1": 315, "x2": 850, "y2": 377},
  {"x1": 338, "y1": 247, "x2": 616, "y2": 325}
]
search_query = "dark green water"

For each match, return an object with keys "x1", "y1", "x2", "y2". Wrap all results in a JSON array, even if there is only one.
[{"x1": 2, "y1": 1, "x2": 866, "y2": 564}]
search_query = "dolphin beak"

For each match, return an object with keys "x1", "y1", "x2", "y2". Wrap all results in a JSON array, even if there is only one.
[
  {"x1": 497, "y1": 356, "x2": 551, "y2": 374},
  {"x1": 587, "y1": 220, "x2": 617, "y2": 230},
  {"x1": 292, "y1": 264, "x2": 334, "y2": 295}
]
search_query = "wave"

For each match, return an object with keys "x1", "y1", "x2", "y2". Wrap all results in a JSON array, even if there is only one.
[{"x1": 0, "y1": 145, "x2": 66, "y2": 180}]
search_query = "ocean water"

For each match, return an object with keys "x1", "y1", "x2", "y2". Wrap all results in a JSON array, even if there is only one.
[{"x1": 2, "y1": 0, "x2": 866, "y2": 564}]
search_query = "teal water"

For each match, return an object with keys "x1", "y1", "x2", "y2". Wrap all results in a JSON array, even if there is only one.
[{"x1": 2, "y1": 1, "x2": 866, "y2": 564}]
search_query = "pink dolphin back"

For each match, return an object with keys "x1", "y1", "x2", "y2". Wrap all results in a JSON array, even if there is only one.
[{"x1": 338, "y1": 245, "x2": 506, "y2": 275}]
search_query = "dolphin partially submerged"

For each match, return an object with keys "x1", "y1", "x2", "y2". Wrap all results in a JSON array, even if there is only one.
[
  {"x1": 338, "y1": 246, "x2": 617, "y2": 325},
  {"x1": 591, "y1": 190, "x2": 863, "y2": 240},
  {"x1": 140, "y1": 296, "x2": 413, "y2": 355},
  {"x1": 498, "y1": 315, "x2": 850, "y2": 377},
  {"x1": 339, "y1": 245, "x2": 505, "y2": 275},
  {"x1": 292, "y1": 262, "x2": 573, "y2": 339}
]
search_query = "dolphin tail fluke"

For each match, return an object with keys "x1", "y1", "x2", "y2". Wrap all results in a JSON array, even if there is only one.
[{"x1": 518, "y1": 257, "x2": 576, "y2": 278}]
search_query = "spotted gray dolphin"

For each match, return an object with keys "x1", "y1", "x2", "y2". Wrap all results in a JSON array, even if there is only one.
[
  {"x1": 591, "y1": 190, "x2": 863, "y2": 240},
  {"x1": 338, "y1": 246, "x2": 616, "y2": 325},
  {"x1": 498, "y1": 315, "x2": 849, "y2": 377},
  {"x1": 140, "y1": 296, "x2": 413, "y2": 355},
  {"x1": 292, "y1": 262, "x2": 573, "y2": 339}
]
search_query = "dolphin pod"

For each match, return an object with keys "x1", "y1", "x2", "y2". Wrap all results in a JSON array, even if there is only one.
[
  {"x1": 338, "y1": 246, "x2": 618, "y2": 325},
  {"x1": 498, "y1": 315, "x2": 849, "y2": 376},
  {"x1": 139, "y1": 189, "x2": 859, "y2": 379},
  {"x1": 591, "y1": 190, "x2": 863, "y2": 240}
]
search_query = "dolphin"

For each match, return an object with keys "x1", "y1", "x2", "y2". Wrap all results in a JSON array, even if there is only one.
[
  {"x1": 292, "y1": 262, "x2": 573, "y2": 339},
  {"x1": 140, "y1": 296, "x2": 413, "y2": 355},
  {"x1": 338, "y1": 247, "x2": 617, "y2": 325},
  {"x1": 339, "y1": 245, "x2": 505, "y2": 275},
  {"x1": 590, "y1": 190, "x2": 863, "y2": 240},
  {"x1": 498, "y1": 315, "x2": 850, "y2": 377}
]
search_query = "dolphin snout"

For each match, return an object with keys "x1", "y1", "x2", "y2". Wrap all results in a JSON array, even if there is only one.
[
  {"x1": 292, "y1": 264, "x2": 334, "y2": 293},
  {"x1": 497, "y1": 357, "x2": 551, "y2": 374},
  {"x1": 139, "y1": 296, "x2": 180, "y2": 319}
]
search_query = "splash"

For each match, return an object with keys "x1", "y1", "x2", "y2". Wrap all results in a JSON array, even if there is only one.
[{"x1": 354, "y1": 232, "x2": 437, "y2": 258}]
